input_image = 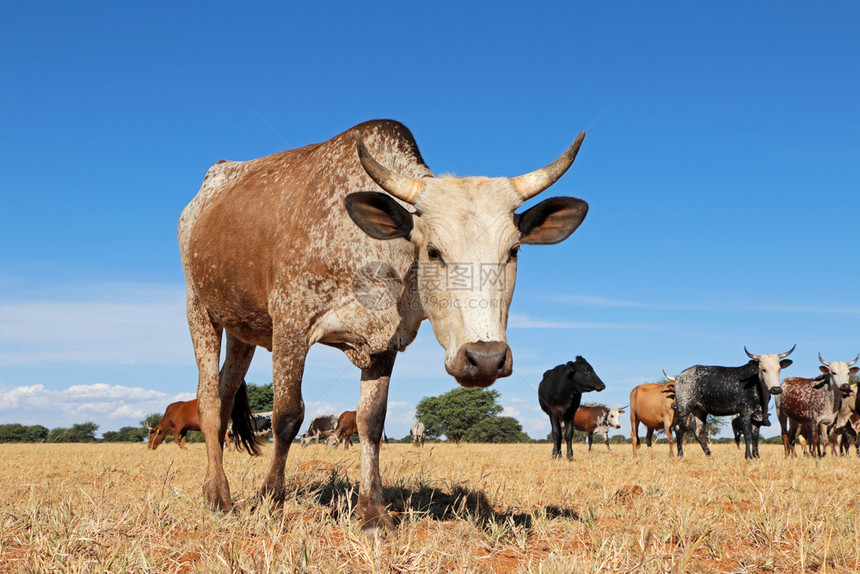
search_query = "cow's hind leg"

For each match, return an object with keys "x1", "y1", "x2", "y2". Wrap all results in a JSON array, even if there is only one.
[
  {"x1": 549, "y1": 415, "x2": 563, "y2": 459},
  {"x1": 631, "y1": 416, "x2": 640, "y2": 455},
  {"x1": 357, "y1": 351, "x2": 396, "y2": 535},
  {"x1": 693, "y1": 411, "x2": 711, "y2": 456},
  {"x1": 199, "y1": 330, "x2": 256, "y2": 510},
  {"x1": 260, "y1": 324, "x2": 308, "y2": 503},
  {"x1": 186, "y1": 293, "x2": 232, "y2": 511},
  {"x1": 564, "y1": 418, "x2": 575, "y2": 460}
]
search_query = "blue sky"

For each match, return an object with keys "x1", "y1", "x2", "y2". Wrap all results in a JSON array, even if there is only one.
[{"x1": 1, "y1": 3, "x2": 858, "y2": 440}]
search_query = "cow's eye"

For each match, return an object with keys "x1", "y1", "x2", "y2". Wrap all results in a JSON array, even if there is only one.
[
  {"x1": 508, "y1": 245, "x2": 520, "y2": 262},
  {"x1": 427, "y1": 245, "x2": 445, "y2": 266}
]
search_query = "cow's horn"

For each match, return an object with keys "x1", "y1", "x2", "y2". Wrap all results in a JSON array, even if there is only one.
[
  {"x1": 744, "y1": 346, "x2": 761, "y2": 361},
  {"x1": 143, "y1": 422, "x2": 152, "y2": 430},
  {"x1": 662, "y1": 369, "x2": 675, "y2": 382},
  {"x1": 778, "y1": 344, "x2": 796, "y2": 359},
  {"x1": 357, "y1": 139, "x2": 423, "y2": 204},
  {"x1": 848, "y1": 354, "x2": 859, "y2": 367},
  {"x1": 819, "y1": 353, "x2": 831, "y2": 367},
  {"x1": 510, "y1": 131, "x2": 585, "y2": 202}
]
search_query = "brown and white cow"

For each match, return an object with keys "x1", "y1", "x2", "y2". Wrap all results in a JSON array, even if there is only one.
[
  {"x1": 410, "y1": 421, "x2": 426, "y2": 447},
  {"x1": 178, "y1": 119, "x2": 589, "y2": 533},
  {"x1": 629, "y1": 377, "x2": 678, "y2": 456},
  {"x1": 326, "y1": 411, "x2": 358, "y2": 449},
  {"x1": 774, "y1": 354, "x2": 858, "y2": 457},
  {"x1": 571, "y1": 405, "x2": 624, "y2": 451},
  {"x1": 146, "y1": 399, "x2": 199, "y2": 450},
  {"x1": 300, "y1": 414, "x2": 339, "y2": 447}
]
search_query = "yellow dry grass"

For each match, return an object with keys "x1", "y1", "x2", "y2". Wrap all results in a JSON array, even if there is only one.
[{"x1": 1, "y1": 441, "x2": 860, "y2": 573}]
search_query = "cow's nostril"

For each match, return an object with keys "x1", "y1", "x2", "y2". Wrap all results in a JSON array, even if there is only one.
[{"x1": 466, "y1": 353, "x2": 478, "y2": 368}]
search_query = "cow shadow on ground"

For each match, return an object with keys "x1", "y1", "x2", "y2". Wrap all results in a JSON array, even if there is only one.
[{"x1": 288, "y1": 469, "x2": 582, "y2": 532}]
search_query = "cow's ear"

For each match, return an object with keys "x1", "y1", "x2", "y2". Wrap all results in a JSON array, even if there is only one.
[
  {"x1": 515, "y1": 197, "x2": 588, "y2": 245},
  {"x1": 780, "y1": 359, "x2": 793, "y2": 370},
  {"x1": 345, "y1": 192, "x2": 414, "y2": 240},
  {"x1": 850, "y1": 367, "x2": 859, "y2": 375},
  {"x1": 819, "y1": 365, "x2": 830, "y2": 374}
]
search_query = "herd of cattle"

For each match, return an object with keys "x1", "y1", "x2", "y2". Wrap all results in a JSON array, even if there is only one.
[
  {"x1": 536, "y1": 346, "x2": 860, "y2": 460},
  {"x1": 163, "y1": 119, "x2": 856, "y2": 532},
  {"x1": 145, "y1": 345, "x2": 858, "y2": 462}
]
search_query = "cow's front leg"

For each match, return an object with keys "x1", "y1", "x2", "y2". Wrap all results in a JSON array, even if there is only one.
[
  {"x1": 604, "y1": 431, "x2": 611, "y2": 450},
  {"x1": 357, "y1": 351, "x2": 396, "y2": 535},
  {"x1": 260, "y1": 324, "x2": 308, "y2": 503},
  {"x1": 740, "y1": 414, "x2": 755, "y2": 459}
]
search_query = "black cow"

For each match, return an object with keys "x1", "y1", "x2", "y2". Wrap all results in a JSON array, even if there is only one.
[
  {"x1": 673, "y1": 345, "x2": 794, "y2": 459},
  {"x1": 538, "y1": 356, "x2": 606, "y2": 460},
  {"x1": 252, "y1": 412, "x2": 273, "y2": 437}
]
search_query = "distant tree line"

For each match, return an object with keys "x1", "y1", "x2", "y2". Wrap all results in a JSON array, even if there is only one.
[
  {"x1": 0, "y1": 382, "x2": 276, "y2": 444},
  {"x1": 0, "y1": 421, "x2": 149, "y2": 443}
]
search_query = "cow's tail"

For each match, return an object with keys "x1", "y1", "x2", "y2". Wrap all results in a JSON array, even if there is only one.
[{"x1": 231, "y1": 381, "x2": 263, "y2": 456}]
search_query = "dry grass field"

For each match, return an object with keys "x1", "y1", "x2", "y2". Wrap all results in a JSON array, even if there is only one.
[{"x1": 2, "y1": 441, "x2": 860, "y2": 573}]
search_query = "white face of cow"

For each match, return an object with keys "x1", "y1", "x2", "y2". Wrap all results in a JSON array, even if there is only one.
[
  {"x1": 346, "y1": 135, "x2": 589, "y2": 387},
  {"x1": 745, "y1": 345, "x2": 795, "y2": 394},
  {"x1": 605, "y1": 408, "x2": 624, "y2": 429},
  {"x1": 819, "y1": 353, "x2": 860, "y2": 392}
]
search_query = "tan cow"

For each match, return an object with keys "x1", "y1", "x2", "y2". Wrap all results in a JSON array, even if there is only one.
[
  {"x1": 178, "y1": 120, "x2": 589, "y2": 534},
  {"x1": 629, "y1": 375, "x2": 677, "y2": 457}
]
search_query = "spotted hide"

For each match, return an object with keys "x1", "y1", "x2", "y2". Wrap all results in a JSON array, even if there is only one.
[{"x1": 179, "y1": 120, "x2": 590, "y2": 533}]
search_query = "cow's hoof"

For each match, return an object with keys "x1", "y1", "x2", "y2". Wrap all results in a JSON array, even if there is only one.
[{"x1": 361, "y1": 526, "x2": 389, "y2": 541}]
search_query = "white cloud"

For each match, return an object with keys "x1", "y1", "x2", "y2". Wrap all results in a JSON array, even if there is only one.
[{"x1": 0, "y1": 382, "x2": 194, "y2": 433}]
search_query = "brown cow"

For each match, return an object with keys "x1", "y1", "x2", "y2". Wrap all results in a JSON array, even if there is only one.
[
  {"x1": 572, "y1": 405, "x2": 624, "y2": 451},
  {"x1": 327, "y1": 411, "x2": 358, "y2": 449},
  {"x1": 179, "y1": 120, "x2": 589, "y2": 532},
  {"x1": 146, "y1": 399, "x2": 200, "y2": 450},
  {"x1": 629, "y1": 377, "x2": 677, "y2": 457},
  {"x1": 775, "y1": 354, "x2": 858, "y2": 457}
]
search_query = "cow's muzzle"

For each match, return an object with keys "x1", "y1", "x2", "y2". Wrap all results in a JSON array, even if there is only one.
[
  {"x1": 770, "y1": 386, "x2": 783, "y2": 395},
  {"x1": 448, "y1": 341, "x2": 512, "y2": 388}
]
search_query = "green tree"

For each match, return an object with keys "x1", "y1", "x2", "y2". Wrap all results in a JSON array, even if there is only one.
[
  {"x1": 465, "y1": 416, "x2": 530, "y2": 443},
  {"x1": 246, "y1": 382, "x2": 274, "y2": 412},
  {"x1": 415, "y1": 388, "x2": 503, "y2": 442},
  {"x1": 102, "y1": 426, "x2": 148, "y2": 442},
  {"x1": 48, "y1": 422, "x2": 99, "y2": 443},
  {"x1": 0, "y1": 424, "x2": 49, "y2": 443}
]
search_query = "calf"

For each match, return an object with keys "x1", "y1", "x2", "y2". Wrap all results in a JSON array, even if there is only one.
[
  {"x1": 572, "y1": 406, "x2": 624, "y2": 451},
  {"x1": 538, "y1": 356, "x2": 606, "y2": 460},
  {"x1": 300, "y1": 414, "x2": 339, "y2": 447},
  {"x1": 410, "y1": 421, "x2": 426, "y2": 447},
  {"x1": 630, "y1": 378, "x2": 677, "y2": 456}
]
